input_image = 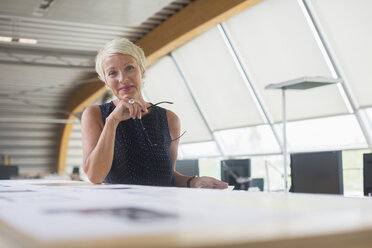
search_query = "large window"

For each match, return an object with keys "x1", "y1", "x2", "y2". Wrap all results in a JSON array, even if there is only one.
[
  {"x1": 215, "y1": 125, "x2": 280, "y2": 156},
  {"x1": 275, "y1": 114, "x2": 367, "y2": 152},
  {"x1": 342, "y1": 149, "x2": 370, "y2": 196},
  {"x1": 178, "y1": 141, "x2": 221, "y2": 159}
]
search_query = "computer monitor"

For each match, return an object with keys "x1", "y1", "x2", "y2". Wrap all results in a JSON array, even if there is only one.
[
  {"x1": 175, "y1": 160, "x2": 199, "y2": 176},
  {"x1": 363, "y1": 153, "x2": 372, "y2": 196},
  {"x1": 250, "y1": 178, "x2": 264, "y2": 191},
  {"x1": 221, "y1": 159, "x2": 251, "y2": 190},
  {"x1": 0, "y1": 166, "x2": 19, "y2": 180},
  {"x1": 290, "y1": 151, "x2": 343, "y2": 194}
]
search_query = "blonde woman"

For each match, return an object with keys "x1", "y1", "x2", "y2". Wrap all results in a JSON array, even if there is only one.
[{"x1": 81, "y1": 38, "x2": 227, "y2": 189}]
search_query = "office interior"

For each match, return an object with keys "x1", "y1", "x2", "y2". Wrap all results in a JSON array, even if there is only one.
[
  {"x1": 1, "y1": 0, "x2": 371, "y2": 195},
  {"x1": 1, "y1": 0, "x2": 372, "y2": 247}
]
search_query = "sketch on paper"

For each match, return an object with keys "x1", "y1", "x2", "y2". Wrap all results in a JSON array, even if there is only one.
[{"x1": 45, "y1": 206, "x2": 178, "y2": 222}]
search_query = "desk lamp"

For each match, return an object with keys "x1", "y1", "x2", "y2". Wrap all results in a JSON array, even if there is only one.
[{"x1": 265, "y1": 76, "x2": 341, "y2": 192}]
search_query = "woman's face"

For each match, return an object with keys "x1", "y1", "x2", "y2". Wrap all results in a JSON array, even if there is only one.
[{"x1": 103, "y1": 54, "x2": 144, "y2": 100}]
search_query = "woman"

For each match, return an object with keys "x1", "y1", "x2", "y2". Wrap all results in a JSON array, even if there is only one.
[{"x1": 81, "y1": 38, "x2": 227, "y2": 189}]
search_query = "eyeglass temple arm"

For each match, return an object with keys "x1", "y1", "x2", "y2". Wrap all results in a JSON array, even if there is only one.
[{"x1": 147, "y1": 101, "x2": 174, "y2": 109}]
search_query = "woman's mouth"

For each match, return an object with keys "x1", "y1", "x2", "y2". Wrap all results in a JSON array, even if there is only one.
[{"x1": 119, "y1": 86, "x2": 133, "y2": 92}]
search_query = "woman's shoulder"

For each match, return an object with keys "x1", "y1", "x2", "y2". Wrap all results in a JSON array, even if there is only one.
[
  {"x1": 165, "y1": 109, "x2": 180, "y2": 129},
  {"x1": 165, "y1": 109, "x2": 179, "y2": 121},
  {"x1": 151, "y1": 105, "x2": 179, "y2": 121},
  {"x1": 83, "y1": 101, "x2": 112, "y2": 112},
  {"x1": 82, "y1": 105, "x2": 102, "y2": 120}
]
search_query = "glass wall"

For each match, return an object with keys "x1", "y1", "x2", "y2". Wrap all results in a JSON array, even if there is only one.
[{"x1": 143, "y1": 0, "x2": 372, "y2": 196}]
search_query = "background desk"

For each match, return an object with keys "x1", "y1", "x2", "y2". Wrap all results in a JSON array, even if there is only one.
[{"x1": 1, "y1": 179, "x2": 372, "y2": 248}]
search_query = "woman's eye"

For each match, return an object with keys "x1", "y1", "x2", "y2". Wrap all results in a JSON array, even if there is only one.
[
  {"x1": 108, "y1": 71, "x2": 116, "y2": 76},
  {"x1": 125, "y1": 65, "x2": 134, "y2": 71}
]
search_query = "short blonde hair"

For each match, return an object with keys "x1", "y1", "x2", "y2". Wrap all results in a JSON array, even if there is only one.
[{"x1": 95, "y1": 38, "x2": 146, "y2": 82}]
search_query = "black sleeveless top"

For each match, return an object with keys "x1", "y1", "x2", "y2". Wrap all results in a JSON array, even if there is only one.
[{"x1": 99, "y1": 101, "x2": 175, "y2": 186}]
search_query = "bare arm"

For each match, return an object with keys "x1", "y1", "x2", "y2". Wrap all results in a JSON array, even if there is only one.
[
  {"x1": 167, "y1": 110, "x2": 228, "y2": 189},
  {"x1": 81, "y1": 105, "x2": 117, "y2": 183},
  {"x1": 167, "y1": 110, "x2": 191, "y2": 187}
]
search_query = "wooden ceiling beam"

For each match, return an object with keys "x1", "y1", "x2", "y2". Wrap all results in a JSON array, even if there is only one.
[{"x1": 136, "y1": 0, "x2": 262, "y2": 65}]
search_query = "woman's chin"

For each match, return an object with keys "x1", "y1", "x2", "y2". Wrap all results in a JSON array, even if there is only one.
[{"x1": 117, "y1": 93, "x2": 132, "y2": 100}]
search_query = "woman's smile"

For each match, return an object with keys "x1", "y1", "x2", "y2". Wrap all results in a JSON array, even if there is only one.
[{"x1": 119, "y1": 85, "x2": 134, "y2": 92}]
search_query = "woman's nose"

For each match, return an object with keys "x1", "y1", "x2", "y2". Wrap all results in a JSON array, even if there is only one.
[
  {"x1": 118, "y1": 72, "x2": 128, "y2": 84},
  {"x1": 117, "y1": 73, "x2": 125, "y2": 83}
]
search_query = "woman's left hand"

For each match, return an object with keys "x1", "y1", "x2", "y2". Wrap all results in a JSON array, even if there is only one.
[{"x1": 190, "y1": 176, "x2": 228, "y2": 189}]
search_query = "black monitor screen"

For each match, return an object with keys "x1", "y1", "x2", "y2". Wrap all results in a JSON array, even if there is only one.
[
  {"x1": 363, "y1": 153, "x2": 372, "y2": 196},
  {"x1": 221, "y1": 159, "x2": 251, "y2": 190},
  {"x1": 290, "y1": 151, "x2": 343, "y2": 194},
  {"x1": 0, "y1": 166, "x2": 19, "y2": 180},
  {"x1": 175, "y1": 160, "x2": 199, "y2": 176}
]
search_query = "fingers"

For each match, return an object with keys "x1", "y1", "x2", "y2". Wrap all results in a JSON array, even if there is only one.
[
  {"x1": 126, "y1": 102, "x2": 139, "y2": 119},
  {"x1": 113, "y1": 101, "x2": 131, "y2": 122},
  {"x1": 121, "y1": 99, "x2": 148, "y2": 120},
  {"x1": 127, "y1": 102, "x2": 134, "y2": 119},
  {"x1": 134, "y1": 103, "x2": 142, "y2": 119},
  {"x1": 213, "y1": 181, "x2": 228, "y2": 189},
  {"x1": 131, "y1": 101, "x2": 147, "y2": 119},
  {"x1": 134, "y1": 100, "x2": 148, "y2": 119},
  {"x1": 193, "y1": 177, "x2": 228, "y2": 189},
  {"x1": 112, "y1": 99, "x2": 149, "y2": 122},
  {"x1": 136, "y1": 100, "x2": 148, "y2": 114}
]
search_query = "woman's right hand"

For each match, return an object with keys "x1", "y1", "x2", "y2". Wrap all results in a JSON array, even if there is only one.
[{"x1": 108, "y1": 98, "x2": 148, "y2": 125}]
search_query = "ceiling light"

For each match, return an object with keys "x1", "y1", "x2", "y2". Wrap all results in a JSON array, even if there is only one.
[
  {"x1": 0, "y1": 36, "x2": 12, "y2": 42},
  {"x1": 18, "y1": 38, "x2": 38, "y2": 44}
]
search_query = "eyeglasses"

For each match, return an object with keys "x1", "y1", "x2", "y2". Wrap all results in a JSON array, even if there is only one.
[{"x1": 138, "y1": 101, "x2": 186, "y2": 147}]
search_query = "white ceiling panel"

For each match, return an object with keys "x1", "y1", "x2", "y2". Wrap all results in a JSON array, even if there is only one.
[
  {"x1": 48, "y1": 0, "x2": 174, "y2": 26},
  {"x1": 0, "y1": 63, "x2": 94, "y2": 86},
  {"x1": 225, "y1": 0, "x2": 348, "y2": 123},
  {"x1": 0, "y1": 0, "x2": 173, "y2": 26},
  {"x1": 0, "y1": 0, "x2": 190, "y2": 53},
  {"x1": 173, "y1": 26, "x2": 265, "y2": 130},
  {"x1": 0, "y1": 0, "x2": 39, "y2": 16},
  {"x1": 0, "y1": 14, "x2": 142, "y2": 52},
  {"x1": 310, "y1": 0, "x2": 372, "y2": 108},
  {"x1": 145, "y1": 55, "x2": 213, "y2": 144},
  {"x1": 0, "y1": 63, "x2": 95, "y2": 123}
]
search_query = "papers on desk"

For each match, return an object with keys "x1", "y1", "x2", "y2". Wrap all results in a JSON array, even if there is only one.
[
  {"x1": 1, "y1": 179, "x2": 372, "y2": 245},
  {"x1": 224, "y1": 185, "x2": 235, "y2": 191}
]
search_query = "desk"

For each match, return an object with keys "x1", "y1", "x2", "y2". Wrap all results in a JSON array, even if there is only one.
[{"x1": 1, "y1": 179, "x2": 372, "y2": 248}]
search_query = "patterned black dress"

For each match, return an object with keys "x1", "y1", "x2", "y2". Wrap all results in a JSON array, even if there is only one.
[{"x1": 99, "y1": 101, "x2": 175, "y2": 186}]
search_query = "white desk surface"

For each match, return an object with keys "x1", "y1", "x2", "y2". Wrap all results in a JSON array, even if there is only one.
[{"x1": 1, "y1": 179, "x2": 372, "y2": 248}]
